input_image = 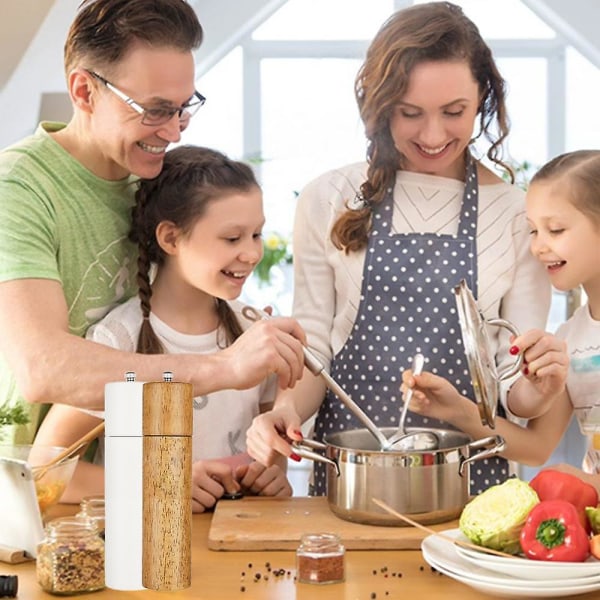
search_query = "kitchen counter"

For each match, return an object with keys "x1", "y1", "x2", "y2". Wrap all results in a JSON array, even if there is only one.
[{"x1": 8, "y1": 502, "x2": 598, "y2": 599}]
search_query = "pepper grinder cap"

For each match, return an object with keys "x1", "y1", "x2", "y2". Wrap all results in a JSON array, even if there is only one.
[
  {"x1": 105, "y1": 374, "x2": 144, "y2": 437},
  {"x1": 142, "y1": 376, "x2": 193, "y2": 436}
]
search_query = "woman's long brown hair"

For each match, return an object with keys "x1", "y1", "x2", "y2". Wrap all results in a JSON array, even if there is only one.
[{"x1": 331, "y1": 1, "x2": 514, "y2": 253}]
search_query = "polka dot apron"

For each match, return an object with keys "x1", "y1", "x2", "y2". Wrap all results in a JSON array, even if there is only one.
[{"x1": 312, "y1": 156, "x2": 508, "y2": 496}]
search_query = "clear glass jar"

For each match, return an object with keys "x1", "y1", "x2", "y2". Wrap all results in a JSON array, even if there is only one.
[
  {"x1": 77, "y1": 495, "x2": 105, "y2": 540},
  {"x1": 36, "y1": 517, "x2": 105, "y2": 595},
  {"x1": 296, "y1": 532, "x2": 345, "y2": 584}
]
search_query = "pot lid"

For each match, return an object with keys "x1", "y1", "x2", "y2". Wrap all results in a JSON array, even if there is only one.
[{"x1": 453, "y1": 279, "x2": 498, "y2": 428}]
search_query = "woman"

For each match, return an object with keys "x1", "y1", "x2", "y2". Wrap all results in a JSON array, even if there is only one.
[{"x1": 247, "y1": 1, "x2": 555, "y2": 495}]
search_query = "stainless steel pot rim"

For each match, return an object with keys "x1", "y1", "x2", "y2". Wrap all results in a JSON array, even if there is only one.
[{"x1": 323, "y1": 427, "x2": 473, "y2": 453}]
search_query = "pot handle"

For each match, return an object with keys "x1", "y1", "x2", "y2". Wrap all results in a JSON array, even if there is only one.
[
  {"x1": 291, "y1": 440, "x2": 341, "y2": 477},
  {"x1": 486, "y1": 318, "x2": 523, "y2": 380},
  {"x1": 459, "y1": 435, "x2": 506, "y2": 477}
]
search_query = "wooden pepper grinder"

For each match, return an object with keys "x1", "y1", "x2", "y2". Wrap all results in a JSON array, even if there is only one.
[{"x1": 142, "y1": 372, "x2": 193, "y2": 591}]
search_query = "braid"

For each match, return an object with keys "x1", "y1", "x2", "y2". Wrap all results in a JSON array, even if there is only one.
[
  {"x1": 330, "y1": 139, "x2": 397, "y2": 253},
  {"x1": 131, "y1": 181, "x2": 164, "y2": 354},
  {"x1": 215, "y1": 299, "x2": 244, "y2": 347}
]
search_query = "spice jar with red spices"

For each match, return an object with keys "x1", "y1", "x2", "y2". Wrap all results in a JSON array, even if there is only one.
[{"x1": 296, "y1": 533, "x2": 345, "y2": 584}]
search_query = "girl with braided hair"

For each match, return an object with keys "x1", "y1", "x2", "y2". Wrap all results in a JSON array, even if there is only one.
[{"x1": 36, "y1": 145, "x2": 293, "y2": 511}]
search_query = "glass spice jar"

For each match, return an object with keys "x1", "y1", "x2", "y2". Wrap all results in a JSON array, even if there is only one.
[
  {"x1": 296, "y1": 532, "x2": 345, "y2": 584},
  {"x1": 36, "y1": 517, "x2": 105, "y2": 595},
  {"x1": 77, "y1": 495, "x2": 105, "y2": 540}
]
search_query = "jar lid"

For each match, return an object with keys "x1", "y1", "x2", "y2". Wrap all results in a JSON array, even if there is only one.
[
  {"x1": 298, "y1": 532, "x2": 343, "y2": 552},
  {"x1": 45, "y1": 516, "x2": 100, "y2": 538}
]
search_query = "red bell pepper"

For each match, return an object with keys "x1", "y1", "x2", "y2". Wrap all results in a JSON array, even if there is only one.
[
  {"x1": 520, "y1": 500, "x2": 590, "y2": 562},
  {"x1": 529, "y1": 469, "x2": 598, "y2": 534}
]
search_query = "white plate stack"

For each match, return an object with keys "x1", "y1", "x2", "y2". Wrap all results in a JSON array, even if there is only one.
[{"x1": 421, "y1": 529, "x2": 600, "y2": 598}]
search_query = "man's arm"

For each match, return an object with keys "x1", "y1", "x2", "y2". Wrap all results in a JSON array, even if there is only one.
[{"x1": 0, "y1": 279, "x2": 306, "y2": 409}]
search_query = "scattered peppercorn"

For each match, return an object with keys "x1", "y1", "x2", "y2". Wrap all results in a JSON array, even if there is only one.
[
  {"x1": 371, "y1": 593, "x2": 377, "y2": 599},
  {"x1": 240, "y1": 585, "x2": 245, "y2": 592}
]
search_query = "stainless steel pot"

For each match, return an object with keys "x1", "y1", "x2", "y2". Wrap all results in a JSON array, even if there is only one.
[{"x1": 294, "y1": 427, "x2": 505, "y2": 526}]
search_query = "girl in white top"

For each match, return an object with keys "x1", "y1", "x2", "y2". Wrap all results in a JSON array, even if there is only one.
[
  {"x1": 402, "y1": 150, "x2": 600, "y2": 492},
  {"x1": 247, "y1": 2, "x2": 565, "y2": 495},
  {"x1": 35, "y1": 145, "x2": 292, "y2": 512}
]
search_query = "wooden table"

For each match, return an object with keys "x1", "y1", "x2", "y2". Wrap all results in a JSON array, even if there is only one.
[{"x1": 8, "y1": 503, "x2": 598, "y2": 599}]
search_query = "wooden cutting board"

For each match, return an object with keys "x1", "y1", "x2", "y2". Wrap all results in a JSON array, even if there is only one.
[{"x1": 208, "y1": 496, "x2": 458, "y2": 551}]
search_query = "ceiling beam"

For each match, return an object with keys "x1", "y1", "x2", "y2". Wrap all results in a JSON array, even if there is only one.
[
  {"x1": 191, "y1": 0, "x2": 288, "y2": 76},
  {"x1": 0, "y1": 0, "x2": 55, "y2": 92},
  {"x1": 522, "y1": 0, "x2": 600, "y2": 68}
]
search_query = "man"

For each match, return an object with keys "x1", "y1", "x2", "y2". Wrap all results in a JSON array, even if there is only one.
[{"x1": 0, "y1": 0, "x2": 305, "y2": 442}]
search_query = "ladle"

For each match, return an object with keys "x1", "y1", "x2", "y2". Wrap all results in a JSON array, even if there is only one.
[
  {"x1": 241, "y1": 305, "x2": 389, "y2": 448},
  {"x1": 382, "y1": 353, "x2": 438, "y2": 451}
]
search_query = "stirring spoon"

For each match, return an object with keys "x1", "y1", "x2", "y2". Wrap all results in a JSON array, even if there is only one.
[
  {"x1": 241, "y1": 305, "x2": 389, "y2": 448},
  {"x1": 383, "y1": 353, "x2": 437, "y2": 450}
]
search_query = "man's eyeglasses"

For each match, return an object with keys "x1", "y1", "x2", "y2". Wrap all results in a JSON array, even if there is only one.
[{"x1": 86, "y1": 70, "x2": 206, "y2": 126}]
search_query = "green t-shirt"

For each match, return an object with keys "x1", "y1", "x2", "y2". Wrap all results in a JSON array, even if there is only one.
[{"x1": 0, "y1": 122, "x2": 138, "y2": 441}]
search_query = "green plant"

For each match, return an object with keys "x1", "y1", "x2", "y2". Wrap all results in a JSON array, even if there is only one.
[
  {"x1": 0, "y1": 401, "x2": 30, "y2": 440},
  {"x1": 503, "y1": 159, "x2": 538, "y2": 190},
  {"x1": 254, "y1": 232, "x2": 293, "y2": 286}
]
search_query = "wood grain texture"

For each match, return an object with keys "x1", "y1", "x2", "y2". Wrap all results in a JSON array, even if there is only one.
[
  {"x1": 142, "y1": 381, "x2": 193, "y2": 591},
  {"x1": 208, "y1": 496, "x2": 459, "y2": 550},
  {"x1": 142, "y1": 381, "x2": 193, "y2": 436}
]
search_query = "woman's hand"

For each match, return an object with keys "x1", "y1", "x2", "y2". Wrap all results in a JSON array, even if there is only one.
[
  {"x1": 191, "y1": 460, "x2": 240, "y2": 513},
  {"x1": 234, "y1": 461, "x2": 292, "y2": 497},
  {"x1": 246, "y1": 405, "x2": 304, "y2": 466}
]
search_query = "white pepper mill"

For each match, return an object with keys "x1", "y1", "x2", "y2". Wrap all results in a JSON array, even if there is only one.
[
  {"x1": 142, "y1": 372, "x2": 193, "y2": 591},
  {"x1": 104, "y1": 371, "x2": 144, "y2": 591}
]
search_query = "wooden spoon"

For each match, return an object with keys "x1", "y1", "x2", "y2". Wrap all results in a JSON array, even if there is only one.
[
  {"x1": 371, "y1": 498, "x2": 518, "y2": 559},
  {"x1": 33, "y1": 421, "x2": 105, "y2": 481}
]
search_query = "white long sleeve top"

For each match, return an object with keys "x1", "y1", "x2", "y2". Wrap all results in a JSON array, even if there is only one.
[{"x1": 292, "y1": 162, "x2": 551, "y2": 407}]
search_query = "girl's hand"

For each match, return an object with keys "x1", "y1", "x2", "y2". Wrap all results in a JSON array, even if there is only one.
[
  {"x1": 400, "y1": 369, "x2": 471, "y2": 425},
  {"x1": 512, "y1": 329, "x2": 568, "y2": 388},
  {"x1": 508, "y1": 329, "x2": 569, "y2": 418},
  {"x1": 234, "y1": 461, "x2": 292, "y2": 497},
  {"x1": 191, "y1": 460, "x2": 240, "y2": 513},
  {"x1": 246, "y1": 406, "x2": 304, "y2": 466}
]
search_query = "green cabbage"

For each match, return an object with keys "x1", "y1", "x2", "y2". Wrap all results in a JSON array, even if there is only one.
[{"x1": 459, "y1": 478, "x2": 540, "y2": 555}]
